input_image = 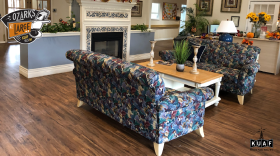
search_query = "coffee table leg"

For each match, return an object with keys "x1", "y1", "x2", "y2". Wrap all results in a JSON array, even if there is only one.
[{"x1": 214, "y1": 81, "x2": 221, "y2": 106}]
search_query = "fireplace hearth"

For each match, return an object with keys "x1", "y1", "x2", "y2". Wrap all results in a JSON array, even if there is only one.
[{"x1": 91, "y1": 32, "x2": 123, "y2": 59}]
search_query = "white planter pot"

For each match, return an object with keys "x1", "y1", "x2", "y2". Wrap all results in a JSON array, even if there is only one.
[{"x1": 176, "y1": 64, "x2": 185, "y2": 72}]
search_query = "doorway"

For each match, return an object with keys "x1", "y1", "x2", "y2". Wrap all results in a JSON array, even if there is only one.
[{"x1": 5, "y1": 0, "x2": 27, "y2": 42}]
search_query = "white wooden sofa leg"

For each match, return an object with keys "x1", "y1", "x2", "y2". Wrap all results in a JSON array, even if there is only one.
[
  {"x1": 251, "y1": 79, "x2": 256, "y2": 94},
  {"x1": 194, "y1": 126, "x2": 204, "y2": 137},
  {"x1": 77, "y1": 100, "x2": 84, "y2": 107},
  {"x1": 154, "y1": 142, "x2": 164, "y2": 156},
  {"x1": 237, "y1": 95, "x2": 244, "y2": 105},
  {"x1": 214, "y1": 81, "x2": 221, "y2": 107}
]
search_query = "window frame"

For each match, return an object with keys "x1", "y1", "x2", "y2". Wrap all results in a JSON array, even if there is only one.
[{"x1": 151, "y1": 3, "x2": 160, "y2": 20}]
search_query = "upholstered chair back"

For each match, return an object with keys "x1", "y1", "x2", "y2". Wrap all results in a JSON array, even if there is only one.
[
  {"x1": 66, "y1": 50, "x2": 166, "y2": 111},
  {"x1": 187, "y1": 38, "x2": 261, "y2": 69}
]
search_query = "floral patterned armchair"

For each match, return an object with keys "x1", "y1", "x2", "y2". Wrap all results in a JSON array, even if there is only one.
[
  {"x1": 159, "y1": 38, "x2": 261, "y2": 105},
  {"x1": 66, "y1": 49, "x2": 214, "y2": 156}
]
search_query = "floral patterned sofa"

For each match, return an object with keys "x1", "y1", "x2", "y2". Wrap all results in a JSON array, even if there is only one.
[
  {"x1": 159, "y1": 38, "x2": 261, "y2": 105},
  {"x1": 66, "y1": 49, "x2": 214, "y2": 156}
]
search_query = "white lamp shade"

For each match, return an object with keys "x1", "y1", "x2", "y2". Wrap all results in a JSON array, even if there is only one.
[{"x1": 217, "y1": 21, "x2": 237, "y2": 33}]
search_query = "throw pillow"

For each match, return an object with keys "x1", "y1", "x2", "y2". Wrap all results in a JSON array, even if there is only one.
[{"x1": 187, "y1": 42, "x2": 206, "y2": 62}]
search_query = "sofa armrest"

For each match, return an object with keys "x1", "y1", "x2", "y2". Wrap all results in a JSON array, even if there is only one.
[
  {"x1": 159, "y1": 50, "x2": 175, "y2": 61},
  {"x1": 158, "y1": 87, "x2": 214, "y2": 112},
  {"x1": 240, "y1": 62, "x2": 260, "y2": 77}
]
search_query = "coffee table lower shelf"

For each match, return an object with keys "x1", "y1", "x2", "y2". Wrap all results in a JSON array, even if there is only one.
[{"x1": 160, "y1": 73, "x2": 222, "y2": 108}]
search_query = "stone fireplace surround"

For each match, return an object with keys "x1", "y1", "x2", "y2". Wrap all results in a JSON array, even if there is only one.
[{"x1": 76, "y1": 0, "x2": 136, "y2": 61}]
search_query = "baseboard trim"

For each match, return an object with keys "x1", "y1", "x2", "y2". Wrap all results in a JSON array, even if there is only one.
[
  {"x1": 0, "y1": 41, "x2": 7, "y2": 43},
  {"x1": 129, "y1": 53, "x2": 150, "y2": 61},
  {"x1": 19, "y1": 64, "x2": 74, "y2": 78},
  {"x1": 154, "y1": 38, "x2": 174, "y2": 41}
]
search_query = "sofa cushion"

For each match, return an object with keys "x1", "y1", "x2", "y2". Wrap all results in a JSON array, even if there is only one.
[
  {"x1": 214, "y1": 67, "x2": 240, "y2": 84},
  {"x1": 159, "y1": 50, "x2": 175, "y2": 62},
  {"x1": 184, "y1": 62, "x2": 240, "y2": 84},
  {"x1": 184, "y1": 61, "x2": 221, "y2": 72},
  {"x1": 159, "y1": 87, "x2": 214, "y2": 112}
]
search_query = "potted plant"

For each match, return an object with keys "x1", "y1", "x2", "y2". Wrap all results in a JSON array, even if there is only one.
[
  {"x1": 174, "y1": 41, "x2": 191, "y2": 72},
  {"x1": 179, "y1": 4, "x2": 209, "y2": 36}
]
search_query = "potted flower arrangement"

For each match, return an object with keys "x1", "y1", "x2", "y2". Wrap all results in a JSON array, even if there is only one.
[
  {"x1": 174, "y1": 41, "x2": 191, "y2": 72},
  {"x1": 246, "y1": 12, "x2": 271, "y2": 38}
]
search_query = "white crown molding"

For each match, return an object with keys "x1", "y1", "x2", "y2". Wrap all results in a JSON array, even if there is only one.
[
  {"x1": 19, "y1": 64, "x2": 74, "y2": 78},
  {"x1": 77, "y1": 0, "x2": 136, "y2": 9}
]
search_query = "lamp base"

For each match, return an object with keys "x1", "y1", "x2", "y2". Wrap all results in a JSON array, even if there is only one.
[{"x1": 219, "y1": 33, "x2": 233, "y2": 43}]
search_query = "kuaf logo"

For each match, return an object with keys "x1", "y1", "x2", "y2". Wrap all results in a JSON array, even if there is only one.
[
  {"x1": 251, "y1": 127, "x2": 273, "y2": 148},
  {"x1": 0, "y1": 9, "x2": 50, "y2": 44}
]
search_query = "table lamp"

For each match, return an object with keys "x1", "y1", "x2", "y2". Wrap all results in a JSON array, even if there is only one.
[{"x1": 216, "y1": 21, "x2": 237, "y2": 42}]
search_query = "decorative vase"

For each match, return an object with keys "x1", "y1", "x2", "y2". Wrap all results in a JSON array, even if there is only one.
[
  {"x1": 252, "y1": 23, "x2": 261, "y2": 38},
  {"x1": 176, "y1": 64, "x2": 185, "y2": 72}
]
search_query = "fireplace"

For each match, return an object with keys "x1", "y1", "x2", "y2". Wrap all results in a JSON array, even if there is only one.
[{"x1": 91, "y1": 32, "x2": 123, "y2": 59}]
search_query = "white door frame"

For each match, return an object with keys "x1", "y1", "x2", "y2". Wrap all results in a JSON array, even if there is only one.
[{"x1": 246, "y1": 0, "x2": 280, "y2": 32}]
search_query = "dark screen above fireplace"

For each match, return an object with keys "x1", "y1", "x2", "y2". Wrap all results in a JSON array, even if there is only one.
[{"x1": 91, "y1": 32, "x2": 123, "y2": 59}]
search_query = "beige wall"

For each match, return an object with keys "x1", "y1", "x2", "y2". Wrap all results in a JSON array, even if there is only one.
[
  {"x1": 0, "y1": 0, "x2": 6, "y2": 42},
  {"x1": 132, "y1": 0, "x2": 187, "y2": 40},
  {"x1": 32, "y1": 0, "x2": 37, "y2": 9},
  {"x1": 51, "y1": 0, "x2": 70, "y2": 24},
  {"x1": 131, "y1": 0, "x2": 150, "y2": 25},
  {"x1": 187, "y1": 0, "x2": 249, "y2": 32}
]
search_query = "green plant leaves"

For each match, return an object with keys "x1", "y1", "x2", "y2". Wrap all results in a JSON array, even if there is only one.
[
  {"x1": 131, "y1": 23, "x2": 148, "y2": 32},
  {"x1": 41, "y1": 12, "x2": 79, "y2": 33},
  {"x1": 174, "y1": 41, "x2": 191, "y2": 64},
  {"x1": 180, "y1": 4, "x2": 209, "y2": 35}
]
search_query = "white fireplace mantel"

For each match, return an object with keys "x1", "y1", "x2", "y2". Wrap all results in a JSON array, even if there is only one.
[{"x1": 77, "y1": 0, "x2": 136, "y2": 61}]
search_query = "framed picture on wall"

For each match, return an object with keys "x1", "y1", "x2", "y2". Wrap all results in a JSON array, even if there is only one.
[
  {"x1": 162, "y1": 2, "x2": 177, "y2": 20},
  {"x1": 131, "y1": 1, "x2": 143, "y2": 17},
  {"x1": 196, "y1": 0, "x2": 213, "y2": 16},
  {"x1": 221, "y1": 0, "x2": 242, "y2": 13},
  {"x1": 231, "y1": 16, "x2": 240, "y2": 27}
]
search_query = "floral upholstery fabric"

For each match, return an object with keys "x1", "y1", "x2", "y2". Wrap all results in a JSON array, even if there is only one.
[
  {"x1": 159, "y1": 50, "x2": 176, "y2": 62},
  {"x1": 159, "y1": 38, "x2": 261, "y2": 96},
  {"x1": 66, "y1": 49, "x2": 214, "y2": 144}
]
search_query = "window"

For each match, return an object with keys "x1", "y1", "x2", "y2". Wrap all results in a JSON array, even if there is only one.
[
  {"x1": 6, "y1": 0, "x2": 51, "y2": 19},
  {"x1": 33, "y1": 0, "x2": 51, "y2": 20},
  {"x1": 6, "y1": 0, "x2": 26, "y2": 13},
  {"x1": 151, "y1": 3, "x2": 160, "y2": 20}
]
